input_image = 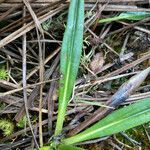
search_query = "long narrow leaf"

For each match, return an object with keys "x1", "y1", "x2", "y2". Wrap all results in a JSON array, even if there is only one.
[
  {"x1": 55, "y1": 0, "x2": 84, "y2": 135},
  {"x1": 99, "y1": 12, "x2": 150, "y2": 23},
  {"x1": 77, "y1": 99, "x2": 113, "y2": 109},
  {"x1": 63, "y1": 98, "x2": 150, "y2": 145}
]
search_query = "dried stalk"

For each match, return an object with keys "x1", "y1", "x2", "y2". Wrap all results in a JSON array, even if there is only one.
[{"x1": 22, "y1": 6, "x2": 39, "y2": 148}]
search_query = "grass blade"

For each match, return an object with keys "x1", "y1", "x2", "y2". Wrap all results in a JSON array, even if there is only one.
[
  {"x1": 77, "y1": 99, "x2": 114, "y2": 109},
  {"x1": 99, "y1": 12, "x2": 150, "y2": 23},
  {"x1": 54, "y1": 0, "x2": 84, "y2": 136},
  {"x1": 63, "y1": 98, "x2": 150, "y2": 145},
  {"x1": 58, "y1": 144, "x2": 84, "y2": 150}
]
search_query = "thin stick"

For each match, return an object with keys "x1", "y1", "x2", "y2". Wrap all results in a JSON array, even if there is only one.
[
  {"x1": 47, "y1": 70, "x2": 58, "y2": 132},
  {"x1": 22, "y1": 6, "x2": 39, "y2": 148},
  {"x1": 38, "y1": 29, "x2": 44, "y2": 147},
  {"x1": 23, "y1": 0, "x2": 45, "y2": 145},
  {"x1": 0, "y1": 78, "x2": 59, "y2": 97}
]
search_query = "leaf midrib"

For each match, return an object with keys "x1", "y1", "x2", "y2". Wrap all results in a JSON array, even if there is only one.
[{"x1": 74, "y1": 109, "x2": 150, "y2": 140}]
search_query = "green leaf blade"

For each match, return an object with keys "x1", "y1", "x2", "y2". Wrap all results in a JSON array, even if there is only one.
[
  {"x1": 99, "y1": 12, "x2": 150, "y2": 23},
  {"x1": 55, "y1": 0, "x2": 84, "y2": 136},
  {"x1": 63, "y1": 98, "x2": 150, "y2": 145},
  {"x1": 58, "y1": 144, "x2": 84, "y2": 150}
]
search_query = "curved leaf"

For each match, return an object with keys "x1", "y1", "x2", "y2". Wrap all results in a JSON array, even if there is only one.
[
  {"x1": 99, "y1": 12, "x2": 150, "y2": 23},
  {"x1": 63, "y1": 98, "x2": 150, "y2": 145}
]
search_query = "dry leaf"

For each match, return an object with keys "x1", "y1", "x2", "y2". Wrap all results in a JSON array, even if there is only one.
[{"x1": 90, "y1": 52, "x2": 104, "y2": 73}]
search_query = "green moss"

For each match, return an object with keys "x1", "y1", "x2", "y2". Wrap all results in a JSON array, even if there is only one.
[
  {"x1": 0, "y1": 119, "x2": 14, "y2": 136},
  {"x1": 0, "y1": 68, "x2": 8, "y2": 80},
  {"x1": 17, "y1": 115, "x2": 27, "y2": 128},
  {"x1": 116, "y1": 123, "x2": 150, "y2": 149}
]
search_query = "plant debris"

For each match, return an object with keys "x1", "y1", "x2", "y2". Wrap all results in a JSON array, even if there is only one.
[{"x1": 0, "y1": 0, "x2": 149, "y2": 149}]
